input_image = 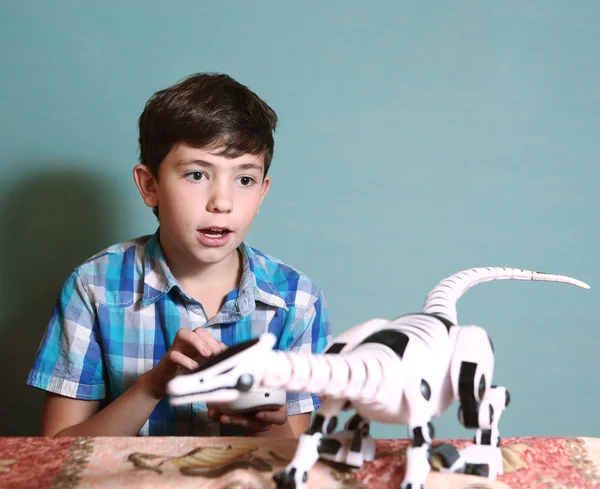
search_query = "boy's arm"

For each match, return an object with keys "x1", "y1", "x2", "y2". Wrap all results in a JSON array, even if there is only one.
[
  {"x1": 40, "y1": 372, "x2": 160, "y2": 436},
  {"x1": 208, "y1": 406, "x2": 311, "y2": 438},
  {"x1": 289, "y1": 413, "x2": 312, "y2": 435},
  {"x1": 29, "y1": 270, "x2": 109, "y2": 435},
  {"x1": 31, "y1": 271, "x2": 225, "y2": 437},
  {"x1": 250, "y1": 410, "x2": 310, "y2": 438},
  {"x1": 39, "y1": 332, "x2": 226, "y2": 436},
  {"x1": 260, "y1": 412, "x2": 311, "y2": 438}
]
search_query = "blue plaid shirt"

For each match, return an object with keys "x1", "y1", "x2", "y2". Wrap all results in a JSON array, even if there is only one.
[{"x1": 27, "y1": 230, "x2": 332, "y2": 436}]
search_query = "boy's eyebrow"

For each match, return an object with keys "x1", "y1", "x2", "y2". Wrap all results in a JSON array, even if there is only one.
[
  {"x1": 177, "y1": 159, "x2": 214, "y2": 169},
  {"x1": 177, "y1": 159, "x2": 263, "y2": 173},
  {"x1": 235, "y1": 162, "x2": 264, "y2": 172}
]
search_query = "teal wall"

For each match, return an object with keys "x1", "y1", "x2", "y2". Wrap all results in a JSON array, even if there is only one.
[{"x1": 1, "y1": 1, "x2": 598, "y2": 440}]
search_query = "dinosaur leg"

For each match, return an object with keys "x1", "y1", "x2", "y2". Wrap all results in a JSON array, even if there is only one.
[
  {"x1": 400, "y1": 379, "x2": 436, "y2": 489},
  {"x1": 273, "y1": 396, "x2": 346, "y2": 489},
  {"x1": 319, "y1": 411, "x2": 375, "y2": 468},
  {"x1": 458, "y1": 384, "x2": 510, "y2": 479}
]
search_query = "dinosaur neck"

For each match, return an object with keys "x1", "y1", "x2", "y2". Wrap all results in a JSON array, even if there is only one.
[{"x1": 258, "y1": 347, "x2": 398, "y2": 404}]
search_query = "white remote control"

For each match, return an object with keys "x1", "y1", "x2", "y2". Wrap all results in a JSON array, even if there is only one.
[{"x1": 207, "y1": 387, "x2": 286, "y2": 414}]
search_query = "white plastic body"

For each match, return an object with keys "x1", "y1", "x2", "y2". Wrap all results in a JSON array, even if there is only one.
[{"x1": 166, "y1": 266, "x2": 589, "y2": 489}]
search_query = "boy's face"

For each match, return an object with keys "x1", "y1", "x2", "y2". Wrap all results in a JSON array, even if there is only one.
[{"x1": 134, "y1": 143, "x2": 270, "y2": 270}]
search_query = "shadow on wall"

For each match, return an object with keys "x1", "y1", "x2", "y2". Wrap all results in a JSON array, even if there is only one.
[{"x1": 0, "y1": 165, "x2": 124, "y2": 435}]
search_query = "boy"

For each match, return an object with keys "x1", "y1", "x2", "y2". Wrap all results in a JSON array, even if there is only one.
[{"x1": 27, "y1": 72, "x2": 332, "y2": 438}]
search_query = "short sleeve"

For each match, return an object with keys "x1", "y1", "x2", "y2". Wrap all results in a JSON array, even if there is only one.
[
  {"x1": 280, "y1": 288, "x2": 333, "y2": 415},
  {"x1": 26, "y1": 271, "x2": 106, "y2": 400}
]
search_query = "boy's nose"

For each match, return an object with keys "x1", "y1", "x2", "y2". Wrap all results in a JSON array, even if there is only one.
[{"x1": 207, "y1": 186, "x2": 233, "y2": 213}]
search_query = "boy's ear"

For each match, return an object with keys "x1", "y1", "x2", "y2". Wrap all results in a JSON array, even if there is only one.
[
  {"x1": 256, "y1": 175, "x2": 271, "y2": 215},
  {"x1": 133, "y1": 164, "x2": 159, "y2": 208}
]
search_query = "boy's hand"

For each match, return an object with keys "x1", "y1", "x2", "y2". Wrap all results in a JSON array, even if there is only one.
[
  {"x1": 207, "y1": 405, "x2": 288, "y2": 434},
  {"x1": 146, "y1": 327, "x2": 226, "y2": 400}
]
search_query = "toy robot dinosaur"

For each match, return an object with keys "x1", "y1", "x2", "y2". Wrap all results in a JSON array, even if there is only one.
[{"x1": 167, "y1": 267, "x2": 589, "y2": 489}]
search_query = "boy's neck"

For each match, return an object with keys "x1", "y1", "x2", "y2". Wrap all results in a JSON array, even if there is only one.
[{"x1": 159, "y1": 237, "x2": 243, "y2": 304}]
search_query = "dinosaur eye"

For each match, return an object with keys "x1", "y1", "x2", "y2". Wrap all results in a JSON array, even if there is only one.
[{"x1": 236, "y1": 374, "x2": 254, "y2": 391}]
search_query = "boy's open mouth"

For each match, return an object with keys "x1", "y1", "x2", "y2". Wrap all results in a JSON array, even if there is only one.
[{"x1": 198, "y1": 227, "x2": 231, "y2": 238}]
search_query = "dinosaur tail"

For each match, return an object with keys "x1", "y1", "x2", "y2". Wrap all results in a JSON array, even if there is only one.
[{"x1": 421, "y1": 267, "x2": 590, "y2": 325}]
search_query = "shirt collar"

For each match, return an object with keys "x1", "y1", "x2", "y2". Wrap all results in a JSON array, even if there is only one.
[
  {"x1": 141, "y1": 229, "x2": 287, "y2": 312},
  {"x1": 239, "y1": 242, "x2": 288, "y2": 311}
]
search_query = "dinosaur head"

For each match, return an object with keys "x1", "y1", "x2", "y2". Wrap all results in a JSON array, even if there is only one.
[{"x1": 167, "y1": 333, "x2": 277, "y2": 405}]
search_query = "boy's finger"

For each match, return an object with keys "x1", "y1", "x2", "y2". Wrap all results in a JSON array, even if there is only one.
[
  {"x1": 207, "y1": 408, "x2": 221, "y2": 419},
  {"x1": 184, "y1": 329, "x2": 216, "y2": 357},
  {"x1": 253, "y1": 407, "x2": 287, "y2": 425},
  {"x1": 173, "y1": 329, "x2": 212, "y2": 357},
  {"x1": 220, "y1": 414, "x2": 271, "y2": 432},
  {"x1": 167, "y1": 350, "x2": 199, "y2": 372},
  {"x1": 192, "y1": 327, "x2": 226, "y2": 355}
]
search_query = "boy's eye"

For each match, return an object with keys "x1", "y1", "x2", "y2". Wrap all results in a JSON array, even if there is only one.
[
  {"x1": 237, "y1": 176, "x2": 255, "y2": 186},
  {"x1": 187, "y1": 172, "x2": 206, "y2": 182}
]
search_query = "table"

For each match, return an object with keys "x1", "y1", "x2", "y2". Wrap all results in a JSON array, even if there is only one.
[{"x1": 1, "y1": 435, "x2": 599, "y2": 488}]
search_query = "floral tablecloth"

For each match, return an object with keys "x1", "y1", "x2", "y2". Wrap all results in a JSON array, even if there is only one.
[{"x1": 1, "y1": 436, "x2": 599, "y2": 488}]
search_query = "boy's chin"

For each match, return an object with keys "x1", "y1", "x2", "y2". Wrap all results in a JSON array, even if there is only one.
[{"x1": 192, "y1": 242, "x2": 242, "y2": 265}]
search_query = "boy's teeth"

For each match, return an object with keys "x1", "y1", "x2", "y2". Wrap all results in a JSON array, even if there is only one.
[{"x1": 203, "y1": 228, "x2": 227, "y2": 237}]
